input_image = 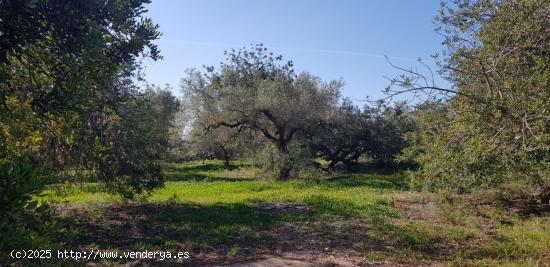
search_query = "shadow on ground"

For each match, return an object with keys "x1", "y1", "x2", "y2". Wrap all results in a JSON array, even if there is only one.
[
  {"x1": 53, "y1": 195, "x2": 525, "y2": 266},
  {"x1": 164, "y1": 162, "x2": 252, "y2": 182},
  {"x1": 164, "y1": 172, "x2": 251, "y2": 182},
  {"x1": 55, "y1": 194, "x2": 389, "y2": 265},
  {"x1": 312, "y1": 174, "x2": 409, "y2": 191},
  {"x1": 59, "y1": 202, "x2": 275, "y2": 265}
]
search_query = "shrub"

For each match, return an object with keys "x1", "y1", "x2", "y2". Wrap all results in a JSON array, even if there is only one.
[{"x1": 254, "y1": 142, "x2": 315, "y2": 180}]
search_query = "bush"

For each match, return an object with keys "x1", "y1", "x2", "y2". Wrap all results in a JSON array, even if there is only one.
[
  {"x1": 393, "y1": 0, "x2": 550, "y2": 200},
  {"x1": 0, "y1": 157, "x2": 62, "y2": 265},
  {"x1": 0, "y1": 157, "x2": 43, "y2": 226},
  {"x1": 254, "y1": 142, "x2": 315, "y2": 180}
]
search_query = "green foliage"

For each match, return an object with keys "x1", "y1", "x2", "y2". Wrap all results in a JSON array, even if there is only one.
[
  {"x1": 0, "y1": 157, "x2": 71, "y2": 266},
  {"x1": 254, "y1": 141, "x2": 316, "y2": 180},
  {"x1": 0, "y1": 0, "x2": 160, "y2": 66},
  {"x1": 306, "y1": 100, "x2": 415, "y2": 171},
  {"x1": 181, "y1": 45, "x2": 419, "y2": 178},
  {"x1": 369, "y1": 102, "x2": 416, "y2": 166},
  {"x1": 180, "y1": 44, "x2": 342, "y2": 180},
  {"x1": 0, "y1": 0, "x2": 167, "y2": 198},
  {"x1": 394, "y1": 0, "x2": 550, "y2": 195},
  {"x1": 83, "y1": 86, "x2": 180, "y2": 198},
  {"x1": 305, "y1": 99, "x2": 371, "y2": 170},
  {"x1": 0, "y1": 157, "x2": 42, "y2": 227}
]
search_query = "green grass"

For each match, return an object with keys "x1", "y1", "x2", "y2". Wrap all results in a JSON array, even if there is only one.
[
  {"x1": 163, "y1": 160, "x2": 259, "y2": 182},
  {"x1": 30, "y1": 160, "x2": 550, "y2": 266}
]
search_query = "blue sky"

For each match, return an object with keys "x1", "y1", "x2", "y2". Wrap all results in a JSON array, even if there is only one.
[{"x1": 142, "y1": 0, "x2": 446, "y2": 103}]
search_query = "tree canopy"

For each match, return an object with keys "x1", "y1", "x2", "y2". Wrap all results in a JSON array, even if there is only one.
[
  {"x1": 0, "y1": 0, "x2": 169, "y2": 199},
  {"x1": 389, "y1": 0, "x2": 550, "y2": 200},
  {"x1": 181, "y1": 44, "x2": 342, "y2": 179}
]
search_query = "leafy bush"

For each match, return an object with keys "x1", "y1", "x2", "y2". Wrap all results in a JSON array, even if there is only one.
[
  {"x1": 0, "y1": 157, "x2": 43, "y2": 226},
  {"x1": 254, "y1": 142, "x2": 315, "y2": 180},
  {"x1": 0, "y1": 157, "x2": 62, "y2": 265},
  {"x1": 393, "y1": 0, "x2": 550, "y2": 199}
]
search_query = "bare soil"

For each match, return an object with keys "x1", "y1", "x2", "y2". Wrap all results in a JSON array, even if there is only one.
[{"x1": 255, "y1": 202, "x2": 311, "y2": 214}]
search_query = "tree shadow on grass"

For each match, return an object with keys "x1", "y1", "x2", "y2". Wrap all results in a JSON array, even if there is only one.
[
  {"x1": 60, "y1": 202, "x2": 277, "y2": 265},
  {"x1": 166, "y1": 161, "x2": 253, "y2": 173},
  {"x1": 315, "y1": 174, "x2": 409, "y2": 191},
  {"x1": 163, "y1": 162, "x2": 255, "y2": 182},
  {"x1": 168, "y1": 163, "x2": 227, "y2": 172},
  {"x1": 359, "y1": 219, "x2": 506, "y2": 265},
  {"x1": 69, "y1": 203, "x2": 271, "y2": 245},
  {"x1": 58, "y1": 196, "x2": 381, "y2": 259},
  {"x1": 351, "y1": 161, "x2": 415, "y2": 174},
  {"x1": 55, "y1": 195, "x2": 491, "y2": 265},
  {"x1": 163, "y1": 172, "x2": 251, "y2": 182}
]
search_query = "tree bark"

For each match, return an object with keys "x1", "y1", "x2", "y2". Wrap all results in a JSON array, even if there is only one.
[
  {"x1": 277, "y1": 166, "x2": 291, "y2": 181},
  {"x1": 219, "y1": 145, "x2": 231, "y2": 169},
  {"x1": 276, "y1": 143, "x2": 291, "y2": 180},
  {"x1": 540, "y1": 185, "x2": 550, "y2": 205}
]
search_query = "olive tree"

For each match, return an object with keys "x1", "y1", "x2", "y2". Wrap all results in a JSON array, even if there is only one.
[
  {"x1": 305, "y1": 100, "x2": 415, "y2": 171},
  {"x1": 304, "y1": 99, "x2": 372, "y2": 171},
  {"x1": 186, "y1": 123, "x2": 246, "y2": 168},
  {"x1": 181, "y1": 45, "x2": 341, "y2": 179},
  {"x1": 386, "y1": 0, "x2": 550, "y2": 201},
  {"x1": 0, "y1": 0, "x2": 163, "y2": 198},
  {"x1": 0, "y1": 0, "x2": 165, "y2": 258}
]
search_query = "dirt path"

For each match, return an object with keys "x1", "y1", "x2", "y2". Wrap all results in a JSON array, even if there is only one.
[{"x1": 229, "y1": 252, "x2": 364, "y2": 267}]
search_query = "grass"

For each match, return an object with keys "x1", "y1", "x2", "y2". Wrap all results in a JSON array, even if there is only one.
[
  {"x1": 163, "y1": 160, "x2": 258, "y2": 182},
  {"x1": 27, "y1": 160, "x2": 550, "y2": 266}
]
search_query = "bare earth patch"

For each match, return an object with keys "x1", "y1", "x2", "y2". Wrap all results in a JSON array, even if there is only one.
[
  {"x1": 392, "y1": 194, "x2": 440, "y2": 221},
  {"x1": 229, "y1": 252, "x2": 364, "y2": 267},
  {"x1": 255, "y1": 202, "x2": 311, "y2": 214},
  {"x1": 235, "y1": 220, "x2": 408, "y2": 267},
  {"x1": 254, "y1": 202, "x2": 375, "y2": 265}
]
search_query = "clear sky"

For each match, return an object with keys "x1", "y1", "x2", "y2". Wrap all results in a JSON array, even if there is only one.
[{"x1": 142, "y1": 0, "x2": 446, "y2": 104}]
